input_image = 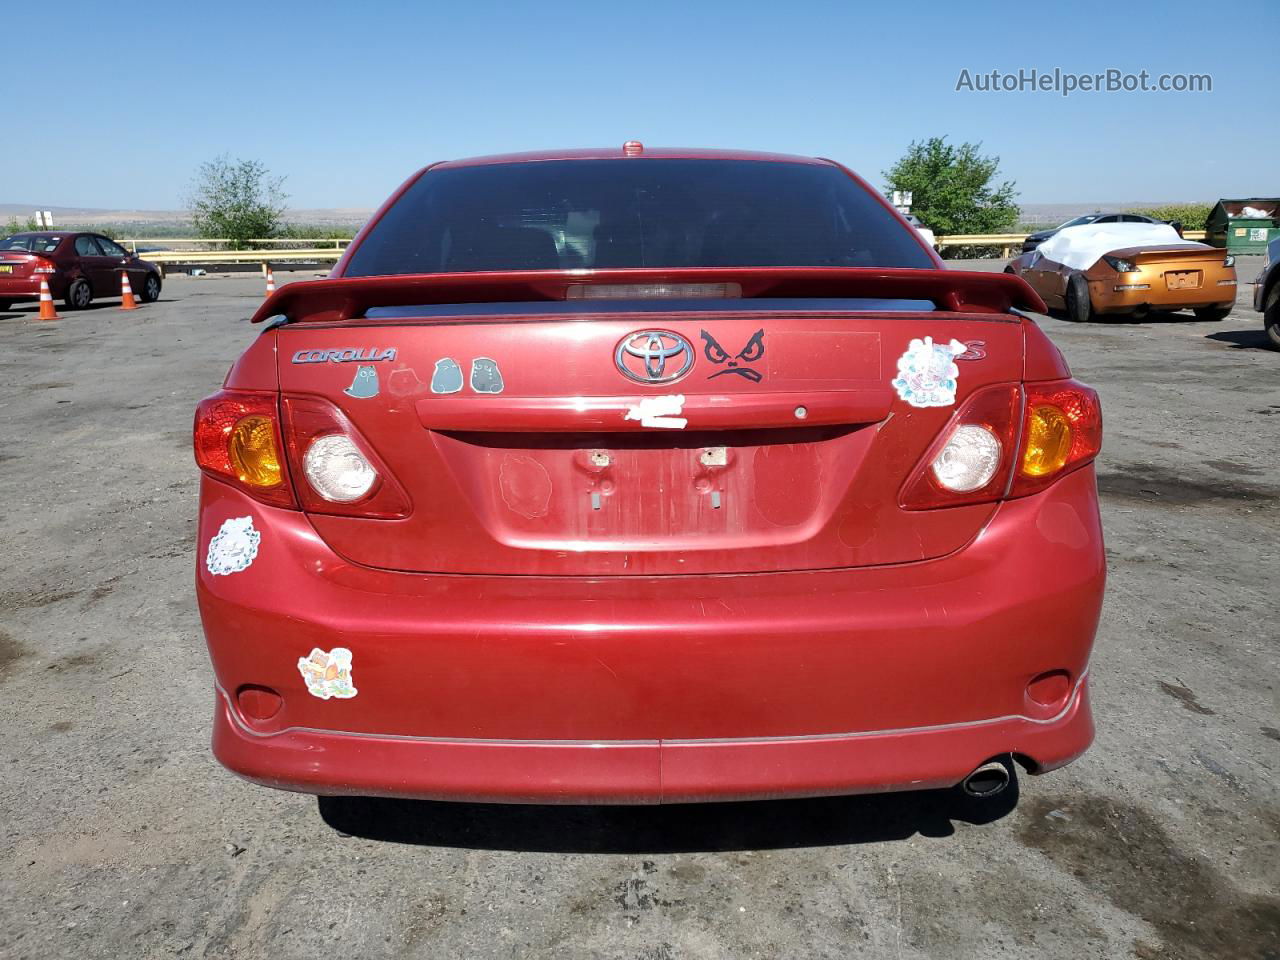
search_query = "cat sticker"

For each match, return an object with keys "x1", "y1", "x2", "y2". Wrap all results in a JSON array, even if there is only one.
[
  {"x1": 431, "y1": 358, "x2": 464, "y2": 394},
  {"x1": 470, "y1": 357, "x2": 505, "y2": 394},
  {"x1": 343, "y1": 365, "x2": 379, "y2": 399}
]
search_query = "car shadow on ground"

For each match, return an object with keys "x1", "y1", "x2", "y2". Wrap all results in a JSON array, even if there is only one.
[
  {"x1": 317, "y1": 779, "x2": 1018, "y2": 853},
  {"x1": 1055, "y1": 308, "x2": 1229, "y2": 326},
  {"x1": 0, "y1": 301, "x2": 167, "y2": 319},
  {"x1": 1206, "y1": 329, "x2": 1275, "y2": 351}
]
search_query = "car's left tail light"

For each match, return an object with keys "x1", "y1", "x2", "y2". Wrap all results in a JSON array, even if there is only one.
[
  {"x1": 194, "y1": 390, "x2": 295, "y2": 508},
  {"x1": 280, "y1": 396, "x2": 410, "y2": 519}
]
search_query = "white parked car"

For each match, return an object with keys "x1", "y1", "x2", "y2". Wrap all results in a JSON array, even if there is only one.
[{"x1": 903, "y1": 213, "x2": 936, "y2": 250}]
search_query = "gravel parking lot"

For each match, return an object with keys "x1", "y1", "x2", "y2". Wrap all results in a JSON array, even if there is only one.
[{"x1": 2, "y1": 263, "x2": 1276, "y2": 960}]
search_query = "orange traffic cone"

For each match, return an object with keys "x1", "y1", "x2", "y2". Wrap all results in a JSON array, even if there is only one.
[
  {"x1": 264, "y1": 266, "x2": 276, "y2": 299},
  {"x1": 120, "y1": 271, "x2": 139, "y2": 311},
  {"x1": 37, "y1": 277, "x2": 60, "y2": 320}
]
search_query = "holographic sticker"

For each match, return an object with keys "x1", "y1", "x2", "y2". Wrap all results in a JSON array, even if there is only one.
[
  {"x1": 297, "y1": 647, "x2": 358, "y2": 700},
  {"x1": 891, "y1": 336, "x2": 967, "y2": 408},
  {"x1": 470, "y1": 357, "x2": 505, "y2": 394},
  {"x1": 205, "y1": 516, "x2": 260, "y2": 576},
  {"x1": 431, "y1": 358, "x2": 464, "y2": 394},
  {"x1": 343, "y1": 365, "x2": 379, "y2": 399}
]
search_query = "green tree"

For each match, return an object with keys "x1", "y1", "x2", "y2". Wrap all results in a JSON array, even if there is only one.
[
  {"x1": 3, "y1": 215, "x2": 42, "y2": 236},
  {"x1": 188, "y1": 156, "x2": 287, "y2": 248},
  {"x1": 883, "y1": 138, "x2": 1020, "y2": 256}
]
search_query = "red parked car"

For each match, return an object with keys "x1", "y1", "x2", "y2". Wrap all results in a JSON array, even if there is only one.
[
  {"x1": 0, "y1": 231, "x2": 161, "y2": 311},
  {"x1": 194, "y1": 146, "x2": 1104, "y2": 805}
]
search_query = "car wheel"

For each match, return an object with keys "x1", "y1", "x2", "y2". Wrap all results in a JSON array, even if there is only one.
[
  {"x1": 65, "y1": 279, "x2": 93, "y2": 310},
  {"x1": 1265, "y1": 290, "x2": 1280, "y2": 349},
  {"x1": 140, "y1": 273, "x2": 162, "y2": 303},
  {"x1": 1065, "y1": 274, "x2": 1094, "y2": 323},
  {"x1": 1193, "y1": 304, "x2": 1232, "y2": 322}
]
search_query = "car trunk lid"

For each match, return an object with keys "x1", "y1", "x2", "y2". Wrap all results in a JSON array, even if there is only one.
[{"x1": 267, "y1": 269, "x2": 1037, "y2": 576}]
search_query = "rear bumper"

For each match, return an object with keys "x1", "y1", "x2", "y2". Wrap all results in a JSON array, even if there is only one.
[
  {"x1": 197, "y1": 467, "x2": 1105, "y2": 803},
  {"x1": 1089, "y1": 276, "x2": 1235, "y2": 313},
  {"x1": 0, "y1": 277, "x2": 44, "y2": 300},
  {"x1": 213, "y1": 675, "x2": 1092, "y2": 803}
]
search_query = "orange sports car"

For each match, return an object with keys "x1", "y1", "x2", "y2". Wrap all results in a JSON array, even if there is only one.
[{"x1": 1006, "y1": 224, "x2": 1236, "y2": 323}]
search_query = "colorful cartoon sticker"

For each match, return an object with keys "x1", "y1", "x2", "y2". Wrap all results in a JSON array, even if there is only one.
[
  {"x1": 205, "y1": 516, "x2": 260, "y2": 576},
  {"x1": 891, "y1": 336, "x2": 967, "y2": 408},
  {"x1": 297, "y1": 647, "x2": 358, "y2": 700}
]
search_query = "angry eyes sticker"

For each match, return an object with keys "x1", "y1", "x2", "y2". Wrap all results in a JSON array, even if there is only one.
[{"x1": 700, "y1": 329, "x2": 765, "y2": 383}]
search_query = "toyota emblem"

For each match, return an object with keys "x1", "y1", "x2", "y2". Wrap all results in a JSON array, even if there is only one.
[{"x1": 615, "y1": 330, "x2": 694, "y2": 385}]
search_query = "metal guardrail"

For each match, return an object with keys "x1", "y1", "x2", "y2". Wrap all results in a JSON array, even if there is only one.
[
  {"x1": 129, "y1": 231, "x2": 1215, "y2": 274},
  {"x1": 138, "y1": 248, "x2": 344, "y2": 277},
  {"x1": 124, "y1": 238, "x2": 351, "y2": 253}
]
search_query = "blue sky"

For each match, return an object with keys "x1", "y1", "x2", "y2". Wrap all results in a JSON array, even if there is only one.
[{"x1": 9, "y1": 0, "x2": 1277, "y2": 211}]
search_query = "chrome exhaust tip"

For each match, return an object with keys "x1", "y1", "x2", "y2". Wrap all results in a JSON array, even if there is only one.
[{"x1": 961, "y1": 759, "x2": 1012, "y2": 798}]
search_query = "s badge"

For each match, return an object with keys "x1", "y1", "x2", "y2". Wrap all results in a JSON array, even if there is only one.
[{"x1": 700, "y1": 329, "x2": 764, "y2": 383}]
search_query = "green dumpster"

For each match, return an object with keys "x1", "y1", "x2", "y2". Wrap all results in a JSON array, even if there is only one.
[{"x1": 1205, "y1": 199, "x2": 1280, "y2": 254}]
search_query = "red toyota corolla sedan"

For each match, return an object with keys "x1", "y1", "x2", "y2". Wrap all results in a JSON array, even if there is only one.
[
  {"x1": 194, "y1": 146, "x2": 1104, "y2": 805},
  {"x1": 0, "y1": 231, "x2": 161, "y2": 311}
]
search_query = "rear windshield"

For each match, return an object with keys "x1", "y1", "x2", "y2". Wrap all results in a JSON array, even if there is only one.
[
  {"x1": 1, "y1": 234, "x2": 61, "y2": 253},
  {"x1": 345, "y1": 159, "x2": 933, "y2": 277}
]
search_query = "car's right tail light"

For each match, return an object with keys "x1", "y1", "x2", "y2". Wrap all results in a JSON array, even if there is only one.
[
  {"x1": 280, "y1": 396, "x2": 410, "y2": 518},
  {"x1": 901, "y1": 379, "x2": 1101, "y2": 509},
  {"x1": 1008, "y1": 379, "x2": 1102, "y2": 497},
  {"x1": 32, "y1": 258, "x2": 57, "y2": 274}
]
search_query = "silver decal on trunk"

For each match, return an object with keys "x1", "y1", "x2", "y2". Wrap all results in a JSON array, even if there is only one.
[
  {"x1": 343, "y1": 365, "x2": 379, "y2": 399},
  {"x1": 431, "y1": 358, "x2": 464, "y2": 394},
  {"x1": 470, "y1": 357, "x2": 505, "y2": 394}
]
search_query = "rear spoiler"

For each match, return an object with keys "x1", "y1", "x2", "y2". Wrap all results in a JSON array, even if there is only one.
[{"x1": 250, "y1": 266, "x2": 1045, "y2": 324}]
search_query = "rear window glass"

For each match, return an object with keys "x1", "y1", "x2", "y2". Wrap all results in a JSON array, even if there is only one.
[
  {"x1": 1, "y1": 234, "x2": 61, "y2": 253},
  {"x1": 345, "y1": 159, "x2": 933, "y2": 276}
]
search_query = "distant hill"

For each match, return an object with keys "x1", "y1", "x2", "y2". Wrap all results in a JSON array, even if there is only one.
[
  {"x1": 4, "y1": 200, "x2": 1206, "y2": 234},
  {"x1": 0, "y1": 203, "x2": 374, "y2": 232}
]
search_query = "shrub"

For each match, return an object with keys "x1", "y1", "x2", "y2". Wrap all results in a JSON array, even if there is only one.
[{"x1": 1124, "y1": 203, "x2": 1212, "y2": 231}]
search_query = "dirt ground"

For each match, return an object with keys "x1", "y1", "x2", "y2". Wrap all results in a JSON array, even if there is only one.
[{"x1": 1, "y1": 262, "x2": 1276, "y2": 959}]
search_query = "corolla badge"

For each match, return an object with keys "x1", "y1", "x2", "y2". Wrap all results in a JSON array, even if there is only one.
[
  {"x1": 291, "y1": 347, "x2": 397, "y2": 364},
  {"x1": 615, "y1": 330, "x2": 694, "y2": 385},
  {"x1": 700, "y1": 329, "x2": 765, "y2": 382}
]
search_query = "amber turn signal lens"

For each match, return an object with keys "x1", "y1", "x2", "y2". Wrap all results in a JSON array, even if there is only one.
[
  {"x1": 1021, "y1": 404, "x2": 1072, "y2": 477},
  {"x1": 228, "y1": 415, "x2": 282, "y2": 487}
]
